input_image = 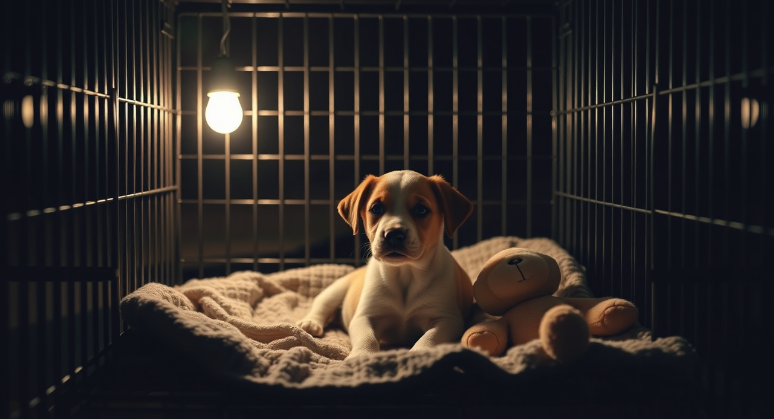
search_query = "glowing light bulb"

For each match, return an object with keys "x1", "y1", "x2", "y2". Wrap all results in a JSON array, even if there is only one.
[{"x1": 206, "y1": 91, "x2": 243, "y2": 134}]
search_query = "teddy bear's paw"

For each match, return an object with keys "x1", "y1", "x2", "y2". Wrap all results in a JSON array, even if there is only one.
[
  {"x1": 463, "y1": 331, "x2": 505, "y2": 357},
  {"x1": 539, "y1": 305, "x2": 590, "y2": 362},
  {"x1": 599, "y1": 299, "x2": 639, "y2": 334}
]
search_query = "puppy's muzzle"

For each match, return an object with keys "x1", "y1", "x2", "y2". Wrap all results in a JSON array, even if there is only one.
[{"x1": 385, "y1": 228, "x2": 407, "y2": 248}]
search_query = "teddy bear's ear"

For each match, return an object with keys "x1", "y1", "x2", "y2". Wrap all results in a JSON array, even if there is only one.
[{"x1": 537, "y1": 252, "x2": 562, "y2": 290}]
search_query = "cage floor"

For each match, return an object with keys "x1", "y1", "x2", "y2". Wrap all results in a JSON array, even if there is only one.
[{"x1": 61, "y1": 329, "x2": 705, "y2": 419}]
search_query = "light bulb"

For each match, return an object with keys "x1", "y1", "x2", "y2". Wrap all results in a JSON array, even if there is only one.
[{"x1": 205, "y1": 91, "x2": 243, "y2": 134}]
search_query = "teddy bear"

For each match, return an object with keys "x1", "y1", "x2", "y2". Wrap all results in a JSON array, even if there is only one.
[{"x1": 461, "y1": 247, "x2": 639, "y2": 362}]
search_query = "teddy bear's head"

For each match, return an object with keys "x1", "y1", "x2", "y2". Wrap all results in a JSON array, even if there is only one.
[{"x1": 473, "y1": 248, "x2": 562, "y2": 316}]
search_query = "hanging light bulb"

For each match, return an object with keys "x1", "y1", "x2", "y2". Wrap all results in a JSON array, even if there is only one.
[
  {"x1": 206, "y1": 55, "x2": 243, "y2": 134},
  {"x1": 205, "y1": 0, "x2": 242, "y2": 134}
]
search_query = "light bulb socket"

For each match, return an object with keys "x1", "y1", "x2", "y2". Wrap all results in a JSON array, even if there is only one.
[{"x1": 209, "y1": 55, "x2": 238, "y2": 93}]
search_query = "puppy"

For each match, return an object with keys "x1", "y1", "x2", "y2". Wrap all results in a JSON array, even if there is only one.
[{"x1": 297, "y1": 170, "x2": 475, "y2": 358}]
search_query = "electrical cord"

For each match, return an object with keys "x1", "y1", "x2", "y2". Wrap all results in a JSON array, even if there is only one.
[{"x1": 219, "y1": 0, "x2": 231, "y2": 57}]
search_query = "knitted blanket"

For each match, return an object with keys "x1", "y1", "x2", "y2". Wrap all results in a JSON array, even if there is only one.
[{"x1": 119, "y1": 236, "x2": 696, "y2": 391}]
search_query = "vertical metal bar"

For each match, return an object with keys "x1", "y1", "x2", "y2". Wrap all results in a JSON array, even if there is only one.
[
  {"x1": 378, "y1": 16, "x2": 385, "y2": 174},
  {"x1": 680, "y1": 0, "x2": 687, "y2": 278},
  {"x1": 502, "y1": 16, "x2": 508, "y2": 236},
  {"x1": 629, "y1": 2, "x2": 641, "y2": 305},
  {"x1": 740, "y1": 0, "x2": 749, "y2": 261},
  {"x1": 694, "y1": 0, "x2": 702, "y2": 343},
  {"x1": 223, "y1": 0, "x2": 232, "y2": 276},
  {"x1": 176, "y1": 5, "x2": 184, "y2": 281},
  {"x1": 83, "y1": 0, "x2": 92, "y2": 271},
  {"x1": 71, "y1": 0, "x2": 80, "y2": 270},
  {"x1": 738, "y1": 0, "x2": 751, "y2": 383},
  {"x1": 592, "y1": 0, "x2": 598, "y2": 278},
  {"x1": 328, "y1": 15, "x2": 336, "y2": 262},
  {"x1": 161, "y1": 0, "x2": 165, "y2": 283},
  {"x1": 81, "y1": 0, "x2": 93, "y2": 368},
  {"x1": 602, "y1": 0, "x2": 609, "y2": 291},
  {"x1": 452, "y1": 16, "x2": 458, "y2": 248},
  {"x1": 93, "y1": 0, "x2": 103, "y2": 271},
  {"x1": 169, "y1": 3, "x2": 176, "y2": 283},
  {"x1": 760, "y1": 0, "x2": 769, "y2": 266},
  {"x1": 197, "y1": 13, "x2": 204, "y2": 278},
  {"x1": 665, "y1": 0, "x2": 674, "y2": 275},
  {"x1": 110, "y1": 0, "x2": 121, "y2": 336},
  {"x1": 153, "y1": 3, "x2": 159, "y2": 284},
  {"x1": 1, "y1": 0, "x2": 13, "y2": 402},
  {"x1": 721, "y1": 2, "x2": 731, "y2": 384},
  {"x1": 550, "y1": 12, "x2": 556, "y2": 240},
  {"x1": 525, "y1": 16, "x2": 533, "y2": 238},
  {"x1": 649, "y1": 0, "x2": 660, "y2": 335},
  {"x1": 20, "y1": 282, "x2": 30, "y2": 417},
  {"x1": 476, "y1": 16, "x2": 483, "y2": 242},
  {"x1": 427, "y1": 16, "x2": 433, "y2": 175},
  {"x1": 403, "y1": 15, "x2": 409, "y2": 169},
  {"x1": 38, "y1": 281, "x2": 48, "y2": 403},
  {"x1": 132, "y1": 0, "x2": 140, "y2": 291},
  {"x1": 620, "y1": 0, "x2": 626, "y2": 295},
  {"x1": 225, "y1": 126, "x2": 231, "y2": 275},
  {"x1": 354, "y1": 15, "x2": 361, "y2": 265},
  {"x1": 0, "y1": 0, "x2": 8, "y2": 398},
  {"x1": 80, "y1": 281, "x2": 88, "y2": 378},
  {"x1": 157, "y1": 0, "x2": 163, "y2": 283},
  {"x1": 19, "y1": 1, "x2": 33, "y2": 398},
  {"x1": 252, "y1": 14, "x2": 259, "y2": 271},
  {"x1": 139, "y1": 0, "x2": 147, "y2": 288},
  {"x1": 253, "y1": 14, "x2": 260, "y2": 271},
  {"x1": 278, "y1": 14, "x2": 286, "y2": 270},
  {"x1": 562, "y1": 2, "x2": 569, "y2": 246},
  {"x1": 0, "y1": 281, "x2": 7, "y2": 417},
  {"x1": 583, "y1": 1, "x2": 589, "y2": 267},
  {"x1": 68, "y1": 0, "x2": 78, "y2": 386},
  {"x1": 304, "y1": 14, "x2": 311, "y2": 266}
]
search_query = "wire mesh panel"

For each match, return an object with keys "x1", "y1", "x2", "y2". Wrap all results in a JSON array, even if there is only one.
[
  {"x1": 177, "y1": 7, "x2": 555, "y2": 280},
  {"x1": 1, "y1": 0, "x2": 177, "y2": 417},
  {"x1": 555, "y1": 0, "x2": 773, "y2": 416}
]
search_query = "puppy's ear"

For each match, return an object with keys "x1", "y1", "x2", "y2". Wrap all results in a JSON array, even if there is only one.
[
  {"x1": 428, "y1": 175, "x2": 474, "y2": 238},
  {"x1": 337, "y1": 175, "x2": 379, "y2": 235}
]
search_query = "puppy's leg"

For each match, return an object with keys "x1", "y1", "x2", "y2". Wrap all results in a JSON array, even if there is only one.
[
  {"x1": 296, "y1": 272, "x2": 354, "y2": 337},
  {"x1": 346, "y1": 315, "x2": 380, "y2": 358},
  {"x1": 411, "y1": 316, "x2": 464, "y2": 351}
]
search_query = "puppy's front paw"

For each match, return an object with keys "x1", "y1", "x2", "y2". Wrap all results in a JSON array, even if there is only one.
[{"x1": 296, "y1": 318, "x2": 324, "y2": 337}]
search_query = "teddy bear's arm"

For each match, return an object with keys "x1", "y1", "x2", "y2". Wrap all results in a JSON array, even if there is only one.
[
  {"x1": 461, "y1": 317, "x2": 510, "y2": 356},
  {"x1": 563, "y1": 297, "x2": 638, "y2": 336}
]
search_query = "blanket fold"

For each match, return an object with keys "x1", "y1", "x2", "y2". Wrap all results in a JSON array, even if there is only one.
[{"x1": 119, "y1": 236, "x2": 696, "y2": 390}]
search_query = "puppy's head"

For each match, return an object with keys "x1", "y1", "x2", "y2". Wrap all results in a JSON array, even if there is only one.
[{"x1": 338, "y1": 170, "x2": 473, "y2": 264}]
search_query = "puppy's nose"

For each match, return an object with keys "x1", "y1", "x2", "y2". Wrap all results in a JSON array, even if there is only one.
[{"x1": 384, "y1": 228, "x2": 407, "y2": 247}]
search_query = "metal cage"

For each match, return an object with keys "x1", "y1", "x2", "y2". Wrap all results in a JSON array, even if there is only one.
[
  {"x1": 555, "y1": 0, "x2": 773, "y2": 417},
  {"x1": 2, "y1": 0, "x2": 176, "y2": 417},
  {"x1": 2, "y1": 0, "x2": 772, "y2": 418},
  {"x1": 175, "y1": 7, "x2": 554, "y2": 278}
]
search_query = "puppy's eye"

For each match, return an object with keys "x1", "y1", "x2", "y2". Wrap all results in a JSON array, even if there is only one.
[
  {"x1": 370, "y1": 202, "x2": 385, "y2": 215},
  {"x1": 414, "y1": 203, "x2": 429, "y2": 216},
  {"x1": 508, "y1": 258, "x2": 523, "y2": 265}
]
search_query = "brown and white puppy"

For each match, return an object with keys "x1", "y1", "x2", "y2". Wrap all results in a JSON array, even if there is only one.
[{"x1": 297, "y1": 170, "x2": 475, "y2": 358}]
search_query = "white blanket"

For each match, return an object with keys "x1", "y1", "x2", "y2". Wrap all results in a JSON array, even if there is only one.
[{"x1": 119, "y1": 236, "x2": 696, "y2": 390}]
